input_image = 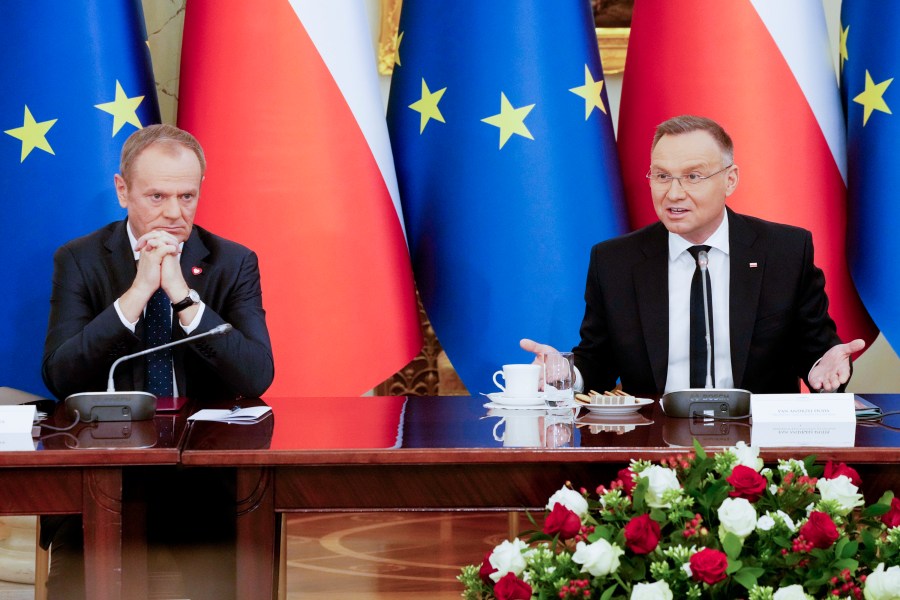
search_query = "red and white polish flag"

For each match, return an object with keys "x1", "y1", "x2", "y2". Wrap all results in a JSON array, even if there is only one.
[{"x1": 178, "y1": 0, "x2": 422, "y2": 396}]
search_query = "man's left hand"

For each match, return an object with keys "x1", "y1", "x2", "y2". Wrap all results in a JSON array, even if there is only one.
[{"x1": 809, "y1": 339, "x2": 866, "y2": 392}]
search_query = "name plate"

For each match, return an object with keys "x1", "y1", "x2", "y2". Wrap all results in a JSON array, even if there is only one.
[
  {"x1": 750, "y1": 393, "x2": 855, "y2": 447},
  {"x1": 0, "y1": 405, "x2": 36, "y2": 434}
]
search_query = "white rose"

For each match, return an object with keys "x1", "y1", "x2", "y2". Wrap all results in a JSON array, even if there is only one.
[
  {"x1": 732, "y1": 441, "x2": 763, "y2": 471},
  {"x1": 757, "y1": 514, "x2": 775, "y2": 531},
  {"x1": 488, "y1": 538, "x2": 528, "y2": 583},
  {"x1": 864, "y1": 563, "x2": 900, "y2": 600},
  {"x1": 572, "y1": 539, "x2": 624, "y2": 577},
  {"x1": 718, "y1": 497, "x2": 757, "y2": 540},
  {"x1": 630, "y1": 580, "x2": 674, "y2": 600},
  {"x1": 817, "y1": 475, "x2": 864, "y2": 515},
  {"x1": 546, "y1": 486, "x2": 589, "y2": 517},
  {"x1": 640, "y1": 465, "x2": 681, "y2": 508},
  {"x1": 773, "y1": 584, "x2": 814, "y2": 600},
  {"x1": 775, "y1": 510, "x2": 797, "y2": 532}
]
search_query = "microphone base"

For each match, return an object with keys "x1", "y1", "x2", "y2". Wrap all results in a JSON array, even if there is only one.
[
  {"x1": 661, "y1": 388, "x2": 751, "y2": 419},
  {"x1": 65, "y1": 391, "x2": 157, "y2": 422}
]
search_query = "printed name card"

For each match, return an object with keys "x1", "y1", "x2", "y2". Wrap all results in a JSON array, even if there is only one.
[
  {"x1": 0, "y1": 405, "x2": 36, "y2": 434},
  {"x1": 0, "y1": 405, "x2": 37, "y2": 451},
  {"x1": 750, "y1": 393, "x2": 855, "y2": 448}
]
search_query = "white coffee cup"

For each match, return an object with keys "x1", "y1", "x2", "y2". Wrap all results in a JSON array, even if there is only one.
[{"x1": 492, "y1": 364, "x2": 541, "y2": 397}]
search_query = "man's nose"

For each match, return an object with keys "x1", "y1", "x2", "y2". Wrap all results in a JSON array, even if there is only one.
[
  {"x1": 666, "y1": 178, "x2": 687, "y2": 200},
  {"x1": 161, "y1": 197, "x2": 181, "y2": 217}
]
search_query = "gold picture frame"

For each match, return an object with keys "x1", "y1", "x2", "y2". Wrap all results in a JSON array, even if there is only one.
[{"x1": 377, "y1": 0, "x2": 629, "y2": 76}]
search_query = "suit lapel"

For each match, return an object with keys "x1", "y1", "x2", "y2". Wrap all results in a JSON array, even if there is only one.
[
  {"x1": 172, "y1": 229, "x2": 211, "y2": 396},
  {"x1": 728, "y1": 210, "x2": 764, "y2": 387},
  {"x1": 634, "y1": 225, "x2": 670, "y2": 392},
  {"x1": 104, "y1": 220, "x2": 138, "y2": 299}
]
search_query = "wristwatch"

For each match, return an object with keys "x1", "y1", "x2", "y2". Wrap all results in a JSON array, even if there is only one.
[{"x1": 172, "y1": 289, "x2": 200, "y2": 313}]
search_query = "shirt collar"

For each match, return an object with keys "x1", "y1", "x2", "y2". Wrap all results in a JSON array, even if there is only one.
[{"x1": 668, "y1": 211, "x2": 730, "y2": 262}]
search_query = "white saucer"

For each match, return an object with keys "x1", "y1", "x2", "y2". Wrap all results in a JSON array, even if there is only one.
[
  {"x1": 577, "y1": 397, "x2": 653, "y2": 415},
  {"x1": 484, "y1": 392, "x2": 545, "y2": 407}
]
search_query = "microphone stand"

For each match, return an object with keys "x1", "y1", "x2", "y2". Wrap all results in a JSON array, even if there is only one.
[
  {"x1": 65, "y1": 324, "x2": 233, "y2": 422},
  {"x1": 660, "y1": 251, "x2": 750, "y2": 419}
]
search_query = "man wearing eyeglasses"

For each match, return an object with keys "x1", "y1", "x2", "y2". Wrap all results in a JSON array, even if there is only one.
[{"x1": 522, "y1": 114, "x2": 864, "y2": 396}]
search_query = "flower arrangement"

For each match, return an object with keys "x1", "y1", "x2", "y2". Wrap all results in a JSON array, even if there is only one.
[{"x1": 459, "y1": 441, "x2": 900, "y2": 600}]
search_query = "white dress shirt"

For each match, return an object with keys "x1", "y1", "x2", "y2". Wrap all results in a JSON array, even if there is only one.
[{"x1": 665, "y1": 216, "x2": 733, "y2": 392}]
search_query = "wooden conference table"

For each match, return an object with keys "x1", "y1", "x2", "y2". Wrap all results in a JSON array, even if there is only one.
[
  {"x1": 3, "y1": 404, "x2": 191, "y2": 600},
  {"x1": 180, "y1": 394, "x2": 900, "y2": 600}
]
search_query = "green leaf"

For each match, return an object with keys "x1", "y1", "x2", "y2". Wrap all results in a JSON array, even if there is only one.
[
  {"x1": 832, "y1": 558, "x2": 858, "y2": 572},
  {"x1": 733, "y1": 568, "x2": 760, "y2": 590},
  {"x1": 840, "y1": 540, "x2": 858, "y2": 559},
  {"x1": 722, "y1": 532, "x2": 743, "y2": 560},
  {"x1": 726, "y1": 559, "x2": 742, "y2": 574},
  {"x1": 863, "y1": 503, "x2": 890, "y2": 518},
  {"x1": 693, "y1": 438, "x2": 707, "y2": 459},
  {"x1": 600, "y1": 584, "x2": 618, "y2": 600}
]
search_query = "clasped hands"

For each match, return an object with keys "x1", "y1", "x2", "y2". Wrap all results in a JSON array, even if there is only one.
[{"x1": 119, "y1": 230, "x2": 190, "y2": 323}]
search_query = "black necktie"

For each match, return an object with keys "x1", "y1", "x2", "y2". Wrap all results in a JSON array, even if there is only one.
[
  {"x1": 688, "y1": 245, "x2": 715, "y2": 388},
  {"x1": 144, "y1": 288, "x2": 173, "y2": 397}
]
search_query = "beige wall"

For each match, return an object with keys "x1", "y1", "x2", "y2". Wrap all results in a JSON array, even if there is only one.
[{"x1": 142, "y1": 0, "x2": 900, "y2": 391}]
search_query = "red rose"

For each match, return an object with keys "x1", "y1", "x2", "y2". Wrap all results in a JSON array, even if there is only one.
[
  {"x1": 882, "y1": 497, "x2": 900, "y2": 529},
  {"x1": 543, "y1": 503, "x2": 581, "y2": 539},
  {"x1": 623, "y1": 513, "x2": 661, "y2": 554},
  {"x1": 493, "y1": 572, "x2": 532, "y2": 600},
  {"x1": 824, "y1": 461, "x2": 862, "y2": 486},
  {"x1": 726, "y1": 465, "x2": 767, "y2": 502},
  {"x1": 478, "y1": 552, "x2": 496, "y2": 585},
  {"x1": 619, "y1": 467, "x2": 637, "y2": 495},
  {"x1": 689, "y1": 548, "x2": 729, "y2": 585},
  {"x1": 799, "y1": 511, "x2": 840, "y2": 549}
]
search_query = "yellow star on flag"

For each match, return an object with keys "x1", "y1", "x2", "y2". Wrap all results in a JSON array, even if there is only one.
[
  {"x1": 95, "y1": 80, "x2": 144, "y2": 136},
  {"x1": 394, "y1": 30, "x2": 404, "y2": 68},
  {"x1": 569, "y1": 65, "x2": 607, "y2": 119},
  {"x1": 409, "y1": 78, "x2": 446, "y2": 133},
  {"x1": 4, "y1": 105, "x2": 57, "y2": 162},
  {"x1": 853, "y1": 70, "x2": 892, "y2": 126},
  {"x1": 840, "y1": 24, "x2": 849, "y2": 72},
  {"x1": 481, "y1": 92, "x2": 535, "y2": 149}
]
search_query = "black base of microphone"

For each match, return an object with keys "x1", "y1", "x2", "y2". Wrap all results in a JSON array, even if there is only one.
[
  {"x1": 65, "y1": 391, "x2": 157, "y2": 422},
  {"x1": 661, "y1": 388, "x2": 751, "y2": 419}
]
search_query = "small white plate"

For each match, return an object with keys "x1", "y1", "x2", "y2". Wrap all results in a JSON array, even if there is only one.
[
  {"x1": 484, "y1": 392, "x2": 545, "y2": 407},
  {"x1": 578, "y1": 397, "x2": 653, "y2": 415}
]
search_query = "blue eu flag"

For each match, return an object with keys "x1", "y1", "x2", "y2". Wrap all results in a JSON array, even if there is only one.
[
  {"x1": 840, "y1": 3, "x2": 900, "y2": 352},
  {"x1": 387, "y1": 0, "x2": 627, "y2": 392},
  {"x1": 0, "y1": 0, "x2": 159, "y2": 396}
]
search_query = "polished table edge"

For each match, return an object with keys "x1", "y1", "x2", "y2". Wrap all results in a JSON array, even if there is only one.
[{"x1": 181, "y1": 446, "x2": 900, "y2": 466}]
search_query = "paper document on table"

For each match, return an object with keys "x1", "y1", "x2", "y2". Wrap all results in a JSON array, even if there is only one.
[{"x1": 188, "y1": 406, "x2": 272, "y2": 424}]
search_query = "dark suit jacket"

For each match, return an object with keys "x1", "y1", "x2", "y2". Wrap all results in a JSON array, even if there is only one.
[
  {"x1": 42, "y1": 220, "x2": 274, "y2": 401},
  {"x1": 573, "y1": 209, "x2": 842, "y2": 396}
]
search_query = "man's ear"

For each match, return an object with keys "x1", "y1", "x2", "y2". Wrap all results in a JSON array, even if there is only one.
[
  {"x1": 724, "y1": 164, "x2": 739, "y2": 198},
  {"x1": 114, "y1": 174, "x2": 127, "y2": 208}
]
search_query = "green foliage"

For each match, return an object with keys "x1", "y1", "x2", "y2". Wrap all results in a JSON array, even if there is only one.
[{"x1": 460, "y1": 444, "x2": 900, "y2": 599}]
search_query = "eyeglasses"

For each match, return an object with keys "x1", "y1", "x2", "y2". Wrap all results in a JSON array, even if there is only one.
[{"x1": 646, "y1": 164, "x2": 733, "y2": 187}]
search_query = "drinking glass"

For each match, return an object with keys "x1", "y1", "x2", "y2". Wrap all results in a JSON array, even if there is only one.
[{"x1": 541, "y1": 351, "x2": 575, "y2": 406}]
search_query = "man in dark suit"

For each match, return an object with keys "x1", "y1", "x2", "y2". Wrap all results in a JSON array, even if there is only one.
[
  {"x1": 43, "y1": 125, "x2": 273, "y2": 400},
  {"x1": 523, "y1": 115, "x2": 863, "y2": 395},
  {"x1": 41, "y1": 124, "x2": 273, "y2": 600}
]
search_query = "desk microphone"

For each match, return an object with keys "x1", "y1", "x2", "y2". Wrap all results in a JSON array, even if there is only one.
[
  {"x1": 65, "y1": 323, "x2": 233, "y2": 422},
  {"x1": 661, "y1": 251, "x2": 750, "y2": 419}
]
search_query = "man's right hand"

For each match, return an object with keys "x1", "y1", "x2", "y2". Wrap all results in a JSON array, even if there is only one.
[{"x1": 519, "y1": 338, "x2": 559, "y2": 364}]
